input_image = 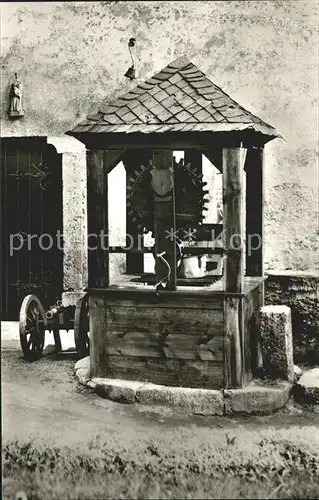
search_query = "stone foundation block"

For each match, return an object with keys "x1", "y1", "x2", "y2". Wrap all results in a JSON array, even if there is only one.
[
  {"x1": 224, "y1": 381, "x2": 292, "y2": 414},
  {"x1": 92, "y1": 378, "x2": 142, "y2": 404},
  {"x1": 260, "y1": 305, "x2": 294, "y2": 382},
  {"x1": 136, "y1": 385, "x2": 224, "y2": 415}
]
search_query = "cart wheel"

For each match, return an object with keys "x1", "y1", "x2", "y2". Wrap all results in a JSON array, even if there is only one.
[
  {"x1": 74, "y1": 294, "x2": 89, "y2": 359},
  {"x1": 19, "y1": 294, "x2": 46, "y2": 362},
  {"x1": 52, "y1": 315, "x2": 62, "y2": 353}
]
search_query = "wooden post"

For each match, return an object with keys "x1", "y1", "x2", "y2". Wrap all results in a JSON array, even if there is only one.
[
  {"x1": 122, "y1": 150, "x2": 152, "y2": 274},
  {"x1": 245, "y1": 147, "x2": 264, "y2": 370},
  {"x1": 245, "y1": 147, "x2": 264, "y2": 278},
  {"x1": 87, "y1": 150, "x2": 109, "y2": 288},
  {"x1": 152, "y1": 150, "x2": 177, "y2": 291},
  {"x1": 223, "y1": 147, "x2": 245, "y2": 388},
  {"x1": 222, "y1": 147, "x2": 245, "y2": 293},
  {"x1": 87, "y1": 150, "x2": 117, "y2": 378}
]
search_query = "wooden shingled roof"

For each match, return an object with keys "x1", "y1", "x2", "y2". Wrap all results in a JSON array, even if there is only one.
[{"x1": 67, "y1": 56, "x2": 278, "y2": 139}]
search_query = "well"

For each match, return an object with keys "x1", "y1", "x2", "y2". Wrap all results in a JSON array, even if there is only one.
[{"x1": 67, "y1": 56, "x2": 279, "y2": 390}]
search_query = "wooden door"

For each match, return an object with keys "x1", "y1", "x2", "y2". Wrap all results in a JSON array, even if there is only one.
[{"x1": 1, "y1": 138, "x2": 63, "y2": 320}]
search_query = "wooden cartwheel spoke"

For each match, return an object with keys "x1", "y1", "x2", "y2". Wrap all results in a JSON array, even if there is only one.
[{"x1": 19, "y1": 295, "x2": 46, "y2": 361}]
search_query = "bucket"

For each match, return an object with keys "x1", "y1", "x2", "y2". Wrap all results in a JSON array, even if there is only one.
[{"x1": 179, "y1": 255, "x2": 207, "y2": 279}]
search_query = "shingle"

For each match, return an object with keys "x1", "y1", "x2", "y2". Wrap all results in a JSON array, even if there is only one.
[
  {"x1": 149, "y1": 102, "x2": 170, "y2": 118},
  {"x1": 110, "y1": 98, "x2": 127, "y2": 107},
  {"x1": 185, "y1": 102, "x2": 203, "y2": 115},
  {"x1": 180, "y1": 68, "x2": 203, "y2": 77},
  {"x1": 126, "y1": 99, "x2": 142, "y2": 111},
  {"x1": 148, "y1": 86, "x2": 163, "y2": 97},
  {"x1": 99, "y1": 104, "x2": 119, "y2": 114},
  {"x1": 168, "y1": 104, "x2": 184, "y2": 115},
  {"x1": 189, "y1": 79, "x2": 215, "y2": 90},
  {"x1": 195, "y1": 96, "x2": 212, "y2": 108},
  {"x1": 174, "y1": 110, "x2": 194, "y2": 122},
  {"x1": 120, "y1": 91, "x2": 139, "y2": 101},
  {"x1": 159, "y1": 81, "x2": 171, "y2": 89},
  {"x1": 175, "y1": 79, "x2": 189, "y2": 89},
  {"x1": 139, "y1": 92, "x2": 152, "y2": 103},
  {"x1": 119, "y1": 111, "x2": 141, "y2": 123},
  {"x1": 182, "y1": 95, "x2": 196, "y2": 108},
  {"x1": 87, "y1": 112, "x2": 103, "y2": 121},
  {"x1": 194, "y1": 109, "x2": 213, "y2": 121},
  {"x1": 103, "y1": 114, "x2": 124, "y2": 125},
  {"x1": 161, "y1": 96, "x2": 177, "y2": 109},
  {"x1": 157, "y1": 109, "x2": 173, "y2": 122},
  {"x1": 168, "y1": 73, "x2": 183, "y2": 85},
  {"x1": 130, "y1": 103, "x2": 152, "y2": 119},
  {"x1": 212, "y1": 111, "x2": 225, "y2": 122},
  {"x1": 116, "y1": 106, "x2": 132, "y2": 117},
  {"x1": 142, "y1": 95, "x2": 160, "y2": 110},
  {"x1": 153, "y1": 89, "x2": 170, "y2": 102},
  {"x1": 145, "y1": 77, "x2": 162, "y2": 86},
  {"x1": 166, "y1": 85, "x2": 180, "y2": 96},
  {"x1": 137, "y1": 82, "x2": 153, "y2": 91},
  {"x1": 152, "y1": 71, "x2": 172, "y2": 81}
]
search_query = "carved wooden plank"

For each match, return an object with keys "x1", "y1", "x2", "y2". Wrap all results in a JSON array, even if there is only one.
[
  {"x1": 152, "y1": 150, "x2": 177, "y2": 290},
  {"x1": 106, "y1": 295, "x2": 224, "y2": 309},
  {"x1": 224, "y1": 296, "x2": 242, "y2": 388},
  {"x1": 108, "y1": 333, "x2": 224, "y2": 361},
  {"x1": 222, "y1": 148, "x2": 245, "y2": 293},
  {"x1": 87, "y1": 150, "x2": 109, "y2": 288},
  {"x1": 89, "y1": 295, "x2": 108, "y2": 377},
  {"x1": 106, "y1": 305, "x2": 224, "y2": 335},
  {"x1": 245, "y1": 147, "x2": 264, "y2": 277},
  {"x1": 106, "y1": 355, "x2": 224, "y2": 389}
]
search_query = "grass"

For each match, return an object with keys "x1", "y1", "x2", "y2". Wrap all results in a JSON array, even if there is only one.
[{"x1": 3, "y1": 429, "x2": 319, "y2": 500}]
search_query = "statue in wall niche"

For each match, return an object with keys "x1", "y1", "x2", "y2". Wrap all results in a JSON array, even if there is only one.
[{"x1": 9, "y1": 74, "x2": 24, "y2": 118}]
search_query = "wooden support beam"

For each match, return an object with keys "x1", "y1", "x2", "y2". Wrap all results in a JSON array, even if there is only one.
[
  {"x1": 222, "y1": 147, "x2": 245, "y2": 293},
  {"x1": 224, "y1": 296, "x2": 243, "y2": 388},
  {"x1": 202, "y1": 149, "x2": 223, "y2": 173},
  {"x1": 222, "y1": 147, "x2": 245, "y2": 388},
  {"x1": 89, "y1": 295, "x2": 108, "y2": 377},
  {"x1": 122, "y1": 150, "x2": 152, "y2": 274},
  {"x1": 87, "y1": 150, "x2": 109, "y2": 288},
  {"x1": 152, "y1": 150, "x2": 177, "y2": 291},
  {"x1": 245, "y1": 147, "x2": 264, "y2": 278},
  {"x1": 103, "y1": 149, "x2": 125, "y2": 174}
]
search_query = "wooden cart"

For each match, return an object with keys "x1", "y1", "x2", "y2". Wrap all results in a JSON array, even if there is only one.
[{"x1": 19, "y1": 293, "x2": 89, "y2": 361}]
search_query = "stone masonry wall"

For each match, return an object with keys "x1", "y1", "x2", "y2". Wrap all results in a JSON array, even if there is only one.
[{"x1": 1, "y1": 1, "x2": 318, "y2": 272}]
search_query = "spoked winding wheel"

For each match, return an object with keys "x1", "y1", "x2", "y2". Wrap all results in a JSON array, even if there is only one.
[
  {"x1": 74, "y1": 294, "x2": 90, "y2": 359},
  {"x1": 19, "y1": 294, "x2": 46, "y2": 361}
]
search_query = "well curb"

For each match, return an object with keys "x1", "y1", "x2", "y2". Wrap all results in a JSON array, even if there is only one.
[{"x1": 74, "y1": 357, "x2": 292, "y2": 415}]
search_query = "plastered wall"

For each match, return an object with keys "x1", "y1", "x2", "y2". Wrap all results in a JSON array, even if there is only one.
[{"x1": 1, "y1": 1, "x2": 318, "y2": 272}]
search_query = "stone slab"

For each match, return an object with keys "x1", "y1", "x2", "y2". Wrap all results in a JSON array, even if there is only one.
[
  {"x1": 224, "y1": 380, "x2": 292, "y2": 415},
  {"x1": 74, "y1": 361, "x2": 293, "y2": 415},
  {"x1": 260, "y1": 305, "x2": 294, "y2": 382},
  {"x1": 136, "y1": 384, "x2": 224, "y2": 416}
]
